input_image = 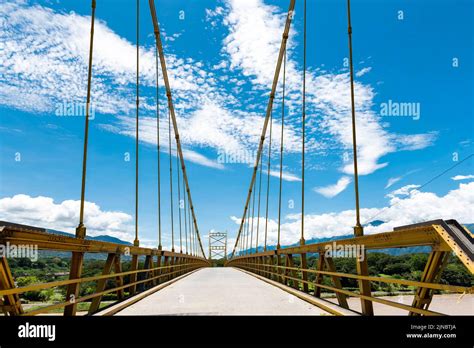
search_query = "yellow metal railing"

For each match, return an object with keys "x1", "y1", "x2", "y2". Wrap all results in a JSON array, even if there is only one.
[
  {"x1": 226, "y1": 223, "x2": 473, "y2": 316},
  {"x1": 0, "y1": 224, "x2": 209, "y2": 316}
]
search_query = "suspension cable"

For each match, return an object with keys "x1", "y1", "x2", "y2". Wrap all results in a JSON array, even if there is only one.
[
  {"x1": 230, "y1": 0, "x2": 295, "y2": 257},
  {"x1": 76, "y1": 0, "x2": 96, "y2": 239},
  {"x1": 155, "y1": 32, "x2": 162, "y2": 250},
  {"x1": 192, "y1": 214, "x2": 196, "y2": 256},
  {"x1": 134, "y1": 0, "x2": 140, "y2": 247},
  {"x1": 277, "y1": 48, "x2": 287, "y2": 249},
  {"x1": 238, "y1": 220, "x2": 242, "y2": 255},
  {"x1": 177, "y1": 154, "x2": 183, "y2": 253},
  {"x1": 347, "y1": 0, "x2": 363, "y2": 236},
  {"x1": 189, "y1": 211, "x2": 193, "y2": 255},
  {"x1": 168, "y1": 108, "x2": 175, "y2": 252},
  {"x1": 264, "y1": 109, "x2": 273, "y2": 251},
  {"x1": 183, "y1": 174, "x2": 188, "y2": 254},
  {"x1": 249, "y1": 178, "x2": 256, "y2": 253},
  {"x1": 189, "y1": 205, "x2": 193, "y2": 255},
  {"x1": 194, "y1": 221, "x2": 198, "y2": 256},
  {"x1": 300, "y1": 0, "x2": 307, "y2": 246},
  {"x1": 255, "y1": 153, "x2": 263, "y2": 252},
  {"x1": 241, "y1": 221, "x2": 244, "y2": 255},
  {"x1": 149, "y1": 0, "x2": 206, "y2": 257},
  {"x1": 244, "y1": 205, "x2": 249, "y2": 254}
]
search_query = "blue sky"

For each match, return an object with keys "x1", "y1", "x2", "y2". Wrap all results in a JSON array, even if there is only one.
[{"x1": 0, "y1": 0, "x2": 473, "y2": 255}]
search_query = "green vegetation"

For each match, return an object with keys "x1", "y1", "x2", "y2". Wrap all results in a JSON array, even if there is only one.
[
  {"x1": 302, "y1": 252, "x2": 473, "y2": 293},
  {"x1": 7, "y1": 252, "x2": 472, "y2": 306},
  {"x1": 210, "y1": 258, "x2": 226, "y2": 267},
  {"x1": 7, "y1": 257, "x2": 144, "y2": 305}
]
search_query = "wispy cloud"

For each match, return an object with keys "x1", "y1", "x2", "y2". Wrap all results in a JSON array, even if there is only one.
[
  {"x1": 385, "y1": 176, "x2": 402, "y2": 189},
  {"x1": 386, "y1": 184, "x2": 421, "y2": 199},
  {"x1": 268, "y1": 169, "x2": 301, "y2": 182},
  {"x1": 220, "y1": 0, "x2": 437, "y2": 177},
  {"x1": 452, "y1": 174, "x2": 474, "y2": 181},
  {"x1": 356, "y1": 67, "x2": 372, "y2": 77},
  {"x1": 1, "y1": 0, "x2": 438, "y2": 175},
  {"x1": 0, "y1": 0, "x2": 304, "y2": 169},
  {"x1": 314, "y1": 176, "x2": 352, "y2": 198}
]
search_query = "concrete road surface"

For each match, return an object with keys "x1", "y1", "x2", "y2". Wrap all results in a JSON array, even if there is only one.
[{"x1": 116, "y1": 267, "x2": 329, "y2": 315}]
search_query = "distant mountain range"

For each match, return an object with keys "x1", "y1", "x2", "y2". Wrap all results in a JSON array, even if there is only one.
[
  {"x1": 35, "y1": 229, "x2": 132, "y2": 260},
  {"x1": 46, "y1": 229, "x2": 132, "y2": 246},
  {"x1": 234, "y1": 222, "x2": 474, "y2": 257}
]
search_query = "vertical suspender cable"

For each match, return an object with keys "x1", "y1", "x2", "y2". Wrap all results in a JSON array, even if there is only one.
[
  {"x1": 177, "y1": 155, "x2": 183, "y2": 252},
  {"x1": 255, "y1": 155, "x2": 263, "y2": 252},
  {"x1": 76, "y1": 0, "x2": 96, "y2": 239},
  {"x1": 149, "y1": 1, "x2": 205, "y2": 257},
  {"x1": 194, "y1": 222, "x2": 198, "y2": 256},
  {"x1": 189, "y1": 206, "x2": 193, "y2": 255},
  {"x1": 134, "y1": 0, "x2": 140, "y2": 247},
  {"x1": 238, "y1": 222, "x2": 243, "y2": 255},
  {"x1": 190, "y1": 204, "x2": 194, "y2": 255},
  {"x1": 346, "y1": 0, "x2": 373, "y2": 315},
  {"x1": 249, "y1": 178, "x2": 256, "y2": 253},
  {"x1": 66, "y1": 1, "x2": 96, "y2": 317},
  {"x1": 192, "y1": 214, "x2": 196, "y2": 256},
  {"x1": 244, "y1": 207, "x2": 249, "y2": 254},
  {"x1": 168, "y1": 108, "x2": 175, "y2": 251},
  {"x1": 155, "y1": 34, "x2": 162, "y2": 250},
  {"x1": 264, "y1": 110, "x2": 273, "y2": 251},
  {"x1": 230, "y1": 0, "x2": 295, "y2": 257},
  {"x1": 347, "y1": 0, "x2": 363, "y2": 236},
  {"x1": 277, "y1": 48, "x2": 286, "y2": 249},
  {"x1": 184, "y1": 176, "x2": 188, "y2": 254},
  {"x1": 300, "y1": 0, "x2": 307, "y2": 246}
]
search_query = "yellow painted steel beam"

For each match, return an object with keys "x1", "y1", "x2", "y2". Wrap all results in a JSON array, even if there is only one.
[
  {"x1": 0, "y1": 226, "x2": 208, "y2": 262},
  {"x1": 433, "y1": 224, "x2": 473, "y2": 273},
  {"x1": 22, "y1": 265, "x2": 203, "y2": 316},
  {"x1": 281, "y1": 226, "x2": 448, "y2": 255},
  {"x1": 235, "y1": 264, "x2": 445, "y2": 316},
  {"x1": 234, "y1": 261, "x2": 472, "y2": 294},
  {"x1": 0, "y1": 262, "x2": 206, "y2": 297}
]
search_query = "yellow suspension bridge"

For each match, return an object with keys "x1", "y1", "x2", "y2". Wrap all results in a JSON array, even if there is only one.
[{"x1": 0, "y1": 0, "x2": 472, "y2": 317}]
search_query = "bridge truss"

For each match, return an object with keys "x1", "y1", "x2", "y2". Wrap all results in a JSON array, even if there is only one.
[{"x1": 209, "y1": 232, "x2": 228, "y2": 260}]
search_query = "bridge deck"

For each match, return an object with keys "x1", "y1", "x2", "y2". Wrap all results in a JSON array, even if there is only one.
[{"x1": 114, "y1": 268, "x2": 330, "y2": 315}]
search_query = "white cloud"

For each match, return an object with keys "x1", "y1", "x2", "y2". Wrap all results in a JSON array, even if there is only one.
[
  {"x1": 356, "y1": 67, "x2": 372, "y2": 77},
  {"x1": 385, "y1": 176, "x2": 402, "y2": 189},
  {"x1": 223, "y1": 0, "x2": 287, "y2": 87},
  {"x1": 0, "y1": 0, "x2": 306, "y2": 170},
  {"x1": 232, "y1": 182, "x2": 474, "y2": 247},
  {"x1": 452, "y1": 174, "x2": 474, "y2": 181},
  {"x1": 0, "y1": 194, "x2": 134, "y2": 241},
  {"x1": 221, "y1": 0, "x2": 438, "y2": 177},
  {"x1": 395, "y1": 132, "x2": 438, "y2": 151},
  {"x1": 386, "y1": 184, "x2": 421, "y2": 199},
  {"x1": 1, "y1": 0, "x2": 438, "y2": 176},
  {"x1": 268, "y1": 169, "x2": 301, "y2": 182},
  {"x1": 314, "y1": 176, "x2": 352, "y2": 198},
  {"x1": 384, "y1": 169, "x2": 420, "y2": 189}
]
